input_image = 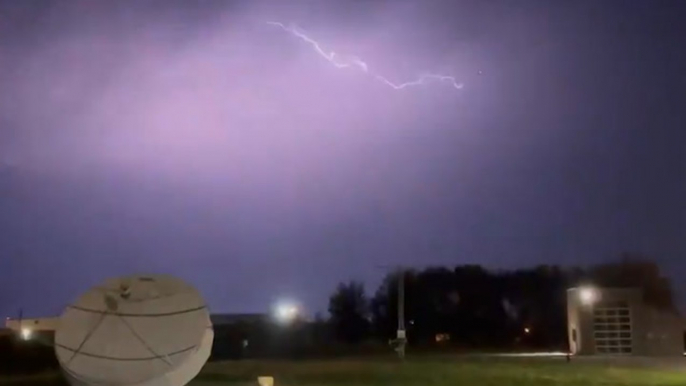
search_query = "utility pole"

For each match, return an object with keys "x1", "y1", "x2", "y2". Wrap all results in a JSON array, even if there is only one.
[
  {"x1": 376, "y1": 264, "x2": 407, "y2": 359},
  {"x1": 398, "y1": 268, "x2": 404, "y2": 332},
  {"x1": 396, "y1": 268, "x2": 406, "y2": 359}
]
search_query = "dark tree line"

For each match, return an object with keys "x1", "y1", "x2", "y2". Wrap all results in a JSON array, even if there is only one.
[
  {"x1": 327, "y1": 255, "x2": 675, "y2": 349},
  {"x1": 328, "y1": 281, "x2": 370, "y2": 344}
]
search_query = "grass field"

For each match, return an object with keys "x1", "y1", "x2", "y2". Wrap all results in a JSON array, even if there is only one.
[
  {"x1": 198, "y1": 356, "x2": 686, "y2": 386},
  {"x1": 3, "y1": 357, "x2": 686, "y2": 386}
]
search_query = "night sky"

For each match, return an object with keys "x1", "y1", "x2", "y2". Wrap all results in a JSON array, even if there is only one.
[{"x1": 1, "y1": 0, "x2": 685, "y2": 318}]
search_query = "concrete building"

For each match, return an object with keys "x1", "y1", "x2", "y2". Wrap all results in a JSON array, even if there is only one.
[{"x1": 567, "y1": 287, "x2": 684, "y2": 356}]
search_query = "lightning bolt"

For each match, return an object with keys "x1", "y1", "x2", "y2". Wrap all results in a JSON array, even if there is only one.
[
  {"x1": 267, "y1": 21, "x2": 464, "y2": 91},
  {"x1": 266, "y1": 21, "x2": 369, "y2": 73},
  {"x1": 375, "y1": 73, "x2": 464, "y2": 90}
]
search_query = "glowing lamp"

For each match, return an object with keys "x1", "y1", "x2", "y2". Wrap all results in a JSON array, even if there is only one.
[
  {"x1": 579, "y1": 287, "x2": 598, "y2": 305},
  {"x1": 274, "y1": 302, "x2": 299, "y2": 323},
  {"x1": 21, "y1": 328, "x2": 32, "y2": 340}
]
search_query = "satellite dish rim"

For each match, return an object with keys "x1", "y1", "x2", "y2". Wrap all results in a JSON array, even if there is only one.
[{"x1": 54, "y1": 274, "x2": 214, "y2": 386}]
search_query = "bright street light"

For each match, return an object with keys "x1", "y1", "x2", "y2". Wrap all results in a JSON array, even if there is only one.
[
  {"x1": 579, "y1": 287, "x2": 598, "y2": 305},
  {"x1": 20, "y1": 328, "x2": 32, "y2": 340},
  {"x1": 274, "y1": 302, "x2": 299, "y2": 323}
]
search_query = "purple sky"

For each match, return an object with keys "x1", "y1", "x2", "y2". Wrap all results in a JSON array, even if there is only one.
[{"x1": 1, "y1": 0, "x2": 685, "y2": 317}]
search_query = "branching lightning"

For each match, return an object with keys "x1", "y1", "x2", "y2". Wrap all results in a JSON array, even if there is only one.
[{"x1": 267, "y1": 22, "x2": 464, "y2": 91}]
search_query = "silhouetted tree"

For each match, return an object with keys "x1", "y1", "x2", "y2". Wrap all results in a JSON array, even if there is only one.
[
  {"x1": 500, "y1": 265, "x2": 574, "y2": 348},
  {"x1": 588, "y1": 254, "x2": 675, "y2": 311},
  {"x1": 328, "y1": 281, "x2": 371, "y2": 343},
  {"x1": 364, "y1": 254, "x2": 675, "y2": 350}
]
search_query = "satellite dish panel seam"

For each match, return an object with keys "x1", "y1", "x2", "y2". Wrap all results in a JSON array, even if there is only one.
[
  {"x1": 117, "y1": 315, "x2": 173, "y2": 366},
  {"x1": 65, "y1": 313, "x2": 108, "y2": 365},
  {"x1": 66, "y1": 305, "x2": 207, "y2": 317}
]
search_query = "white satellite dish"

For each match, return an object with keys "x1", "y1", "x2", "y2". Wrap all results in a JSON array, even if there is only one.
[{"x1": 54, "y1": 275, "x2": 213, "y2": 386}]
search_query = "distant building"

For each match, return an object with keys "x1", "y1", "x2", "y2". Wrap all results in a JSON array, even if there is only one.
[
  {"x1": 4, "y1": 314, "x2": 270, "y2": 340},
  {"x1": 5, "y1": 314, "x2": 270, "y2": 330},
  {"x1": 567, "y1": 287, "x2": 684, "y2": 356},
  {"x1": 5, "y1": 317, "x2": 60, "y2": 331},
  {"x1": 210, "y1": 313, "x2": 269, "y2": 326}
]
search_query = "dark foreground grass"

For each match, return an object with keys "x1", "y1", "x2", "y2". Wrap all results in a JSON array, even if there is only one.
[
  {"x1": 3, "y1": 357, "x2": 686, "y2": 386},
  {"x1": 197, "y1": 357, "x2": 686, "y2": 386},
  {"x1": 0, "y1": 373, "x2": 67, "y2": 386}
]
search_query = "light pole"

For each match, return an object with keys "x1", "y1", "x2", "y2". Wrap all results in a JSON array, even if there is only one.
[
  {"x1": 376, "y1": 265, "x2": 406, "y2": 359},
  {"x1": 396, "y1": 268, "x2": 406, "y2": 359}
]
